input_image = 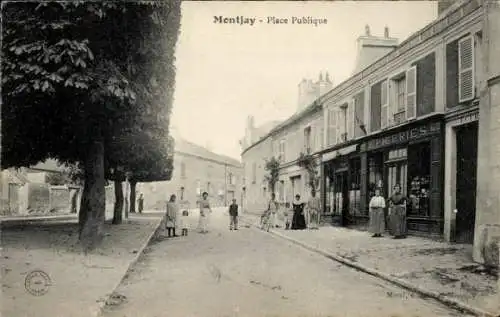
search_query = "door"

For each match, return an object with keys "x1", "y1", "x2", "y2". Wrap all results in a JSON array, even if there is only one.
[
  {"x1": 334, "y1": 171, "x2": 349, "y2": 226},
  {"x1": 455, "y1": 123, "x2": 478, "y2": 244}
]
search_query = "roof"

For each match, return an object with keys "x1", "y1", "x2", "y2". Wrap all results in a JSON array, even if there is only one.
[
  {"x1": 254, "y1": 120, "x2": 281, "y2": 138},
  {"x1": 242, "y1": 101, "x2": 322, "y2": 156},
  {"x1": 174, "y1": 137, "x2": 241, "y2": 167}
]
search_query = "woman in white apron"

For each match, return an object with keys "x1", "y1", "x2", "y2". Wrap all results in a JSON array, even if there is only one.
[{"x1": 198, "y1": 192, "x2": 212, "y2": 233}]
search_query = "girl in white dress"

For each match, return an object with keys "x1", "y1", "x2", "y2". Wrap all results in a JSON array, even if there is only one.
[
  {"x1": 198, "y1": 192, "x2": 212, "y2": 234},
  {"x1": 165, "y1": 194, "x2": 179, "y2": 237}
]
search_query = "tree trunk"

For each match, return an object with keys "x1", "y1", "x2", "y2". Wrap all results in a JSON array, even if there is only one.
[
  {"x1": 124, "y1": 180, "x2": 129, "y2": 219},
  {"x1": 78, "y1": 138, "x2": 106, "y2": 250},
  {"x1": 129, "y1": 181, "x2": 137, "y2": 214},
  {"x1": 70, "y1": 188, "x2": 79, "y2": 213},
  {"x1": 112, "y1": 177, "x2": 124, "y2": 224}
]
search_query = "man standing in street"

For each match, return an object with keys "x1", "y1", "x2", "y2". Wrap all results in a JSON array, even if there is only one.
[
  {"x1": 138, "y1": 193, "x2": 144, "y2": 214},
  {"x1": 307, "y1": 189, "x2": 321, "y2": 229},
  {"x1": 229, "y1": 198, "x2": 239, "y2": 230}
]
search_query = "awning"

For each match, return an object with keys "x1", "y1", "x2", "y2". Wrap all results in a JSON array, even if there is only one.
[{"x1": 321, "y1": 144, "x2": 358, "y2": 162}]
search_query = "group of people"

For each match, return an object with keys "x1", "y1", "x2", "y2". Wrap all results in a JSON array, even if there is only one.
[
  {"x1": 164, "y1": 191, "x2": 241, "y2": 236},
  {"x1": 261, "y1": 189, "x2": 321, "y2": 231},
  {"x1": 368, "y1": 184, "x2": 407, "y2": 239}
]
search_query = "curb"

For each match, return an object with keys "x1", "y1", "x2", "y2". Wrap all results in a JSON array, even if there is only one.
[
  {"x1": 240, "y1": 215, "x2": 497, "y2": 317},
  {"x1": 92, "y1": 216, "x2": 165, "y2": 317}
]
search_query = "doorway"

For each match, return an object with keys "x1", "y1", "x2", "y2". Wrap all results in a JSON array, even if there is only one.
[
  {"x1": 334, "y1": 171, "x2": 349, "y2": 226},
  {"x1": 455, "y1": 123, "x2": 478, "y2": 244}
]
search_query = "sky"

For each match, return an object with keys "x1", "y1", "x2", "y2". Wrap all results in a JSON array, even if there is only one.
[{"x1": 171, "y1": 1, "x2": 438, "y2": 160}]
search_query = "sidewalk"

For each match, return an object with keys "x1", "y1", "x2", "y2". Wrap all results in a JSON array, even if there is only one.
[
  {"x1": 241, "y1": 212, "x2": 499, "y2": 316},
  {"x1": 1, "y1": 213, "x2": 163, "y2": 317}
]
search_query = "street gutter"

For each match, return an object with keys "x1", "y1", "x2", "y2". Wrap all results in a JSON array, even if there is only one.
[{"x1": 239, "y1": 215, "x2": 498, "y2": 317}]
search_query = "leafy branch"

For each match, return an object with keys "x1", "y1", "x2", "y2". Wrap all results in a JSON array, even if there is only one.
[{"x1": 297, "y1": 152, "x2": 319, "y2": 192}]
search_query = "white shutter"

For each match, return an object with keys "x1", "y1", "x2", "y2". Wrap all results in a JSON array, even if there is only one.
[
  {"x1": 406, "y1": 66, "x2": 417, "y2": 120},
  {"x1": 387, "y1": 81, "x2": 395, "y2": 126},
  {"x1": 458, "y1": 35, "x2": 475, "y2": 102},
  {"x1": 348, "y1": 99, "x2": 355, "y2": 139},
  {"x1": 380, "y1": 80, "x2": 389, "y2": 129}
]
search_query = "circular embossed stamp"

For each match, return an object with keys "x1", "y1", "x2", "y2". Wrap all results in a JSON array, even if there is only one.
[{"x1": 24, "y1": 270, "x2": 51, "y2": 296}]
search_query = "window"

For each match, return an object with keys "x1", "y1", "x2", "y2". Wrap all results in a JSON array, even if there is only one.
[
  {"x1": 279, "y1": 140, "x2": 285, "y2": 162},
  {"x1": 347, "y1": 99, "x2": 355, "y2": 140},
  {"x1": 458, "y1": 35, "x2": 475, "y2": 102},
  {"x1": 353, "y1": 91, "x2": 366, "y2": 138},
  {"x1": 304, "y1": 126, "x2": 312, "y2": 153},
  {"x1": 327, "y1": 108, "x2": 337, "y2": 146},
  {"x1": 228, "y1": 172, "x2": 233, "y2": 185},
  {"x1": 336, "y1": 105, "x2": 346, "y2": 144},
  {"x1": 180, "y1": 162, "x2": 186, "y2": 178},
  {"x1": 252, "y1": 162, "x2": 256, "y2": 184}
]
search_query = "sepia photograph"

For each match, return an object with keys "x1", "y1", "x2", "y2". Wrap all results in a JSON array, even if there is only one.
[{"x1": 1, "y1": 1, "x2": 499, "y2": 316}]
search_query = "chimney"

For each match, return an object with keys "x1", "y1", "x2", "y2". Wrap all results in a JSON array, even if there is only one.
[
  {"x1": 319, "y1": 72, "x2": 323, "y2": 81},
  {"x1": 352, "y1": 25, "x2": 399, "y2": 75},
  {"x1": 325, "y1": 72, "x2": 331, "y2": 83}
]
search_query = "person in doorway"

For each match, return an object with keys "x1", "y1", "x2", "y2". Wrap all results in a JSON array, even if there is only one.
[
  {"x1": 388, "y1": 184, "x2": 408, "y2": 239},
  {"x1": 369, "y1": 188, "x2": 386, "y2": 237},
  {"x1": 307, "y1": 189, "x2": 321, "y2": 229},
  {"x1": 138, "y1": 193, "x2": 144, "y2": 213},
  {"x1": 198, "y1": 192, "x2": 212, "y2": 234},
  {"x1": 165, "y1": 194, "x2": 179, "y2": 237},
  {"x1": 228, "y1": 198, "x2": 239, "y2": 230},
  {"x1": 268, "y1": 193, "x2": 279, "y2": 228},
  {"x1": 291, "y1": 194, "x2": 307, "y2": 230}
]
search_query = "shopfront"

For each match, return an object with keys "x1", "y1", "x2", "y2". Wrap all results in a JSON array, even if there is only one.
[
  {"x1": 359, "y1": 116, "x2": 445, "y2": 235},
  {"x1": 443, "y1": 108, "x2": 479, "y2": 244},
  {"x1": 322, "y1": 144, "x2": 361, "y2": 226}
]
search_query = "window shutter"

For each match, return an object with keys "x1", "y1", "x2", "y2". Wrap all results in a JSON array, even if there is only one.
[
  {"x1": 458, "y1": 35, "x2": 475, "y2": 102},
  {"x1": 329, "y1": 109, "x2": 336, "y2": 146},
  {"x1": 387, "y1": 81, "x2": 395, "y2": 126},
  {"x1": 380, "y1": 80, "x2": 389, "y2": 129},
  {"x1": 406, "y1": 66, "x2": 417, "y2": 120},
  {"x1": 347, "y1": 99, "x2": 355, "y2": 139},
  {"x1": 335, "y1": 108, "x2": 342, "y2": 144}
]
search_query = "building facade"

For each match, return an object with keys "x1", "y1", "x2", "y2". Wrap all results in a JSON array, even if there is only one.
[
  {"x1": 241, "y1": 73, "x2": 331, "y2": 213},
  {"x1": 242, "y1": 0, "x2": 500, "y2": 265},
  {"x1": 137, "y1": 136, "x2": 243, "y2": 210}
]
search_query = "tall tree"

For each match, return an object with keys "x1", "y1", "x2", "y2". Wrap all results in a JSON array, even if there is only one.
[
  {"x1": 2, "y1": 2, "x2": 181, "y2": 249},
  {"x1": 264, "y1": 156, "x2": 280, "y2": 195}
]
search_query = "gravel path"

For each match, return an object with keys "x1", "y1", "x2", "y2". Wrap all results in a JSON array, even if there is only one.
[{"x1": 102, "y1": 210, "x2": 472, "y2": 317}]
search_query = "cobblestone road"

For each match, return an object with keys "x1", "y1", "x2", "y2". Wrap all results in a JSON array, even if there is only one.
[{"x1": 102, "y1": 210, "x2": 471, "y2": 317}]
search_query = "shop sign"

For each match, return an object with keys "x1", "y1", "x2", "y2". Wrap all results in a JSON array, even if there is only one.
[
  {"x1": 451, "y1": 111, "x2": 479, "y2": 126},
  {"x1": 361, "y1": 121, "x2": 441, "y2": 152}
]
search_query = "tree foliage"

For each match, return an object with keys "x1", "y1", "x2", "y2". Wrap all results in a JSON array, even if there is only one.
[
  {"x1": 264, "y1": 156, "x2": 280, "y2": 194},
  {"x1": 2, "y1": 1, "x2": 181, "y2": 247},
  {"x1": 297, "y1": 152, "x2": 320, "y2": 192}
]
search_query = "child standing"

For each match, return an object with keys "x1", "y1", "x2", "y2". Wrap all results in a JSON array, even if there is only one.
[
  {"x1": 284, "y1": 202, "x2": 292, "y2": 230},
  {"x1": 180, "y1": 210, "x2": 189, "y2": 236}
]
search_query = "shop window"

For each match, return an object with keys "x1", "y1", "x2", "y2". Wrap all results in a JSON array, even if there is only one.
[
  {"x1": 349, "y1": 158, "x2": 362, "y2": 215},
  {"x1": 408, "y1": 143, "x2": 431, "y2": 217}
]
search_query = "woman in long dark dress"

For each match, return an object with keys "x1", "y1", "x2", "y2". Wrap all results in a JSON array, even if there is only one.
[
  {"x1": 388, "y1": 184, "x2": 407, "y2": 239},
  {"x1": 291, "y1": 194, "x2": 307, "y2": 230}
]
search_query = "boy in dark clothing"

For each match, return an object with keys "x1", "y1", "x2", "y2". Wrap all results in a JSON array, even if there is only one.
[{"x1": 228, "y1": 199, "x2": 239, "y2": 230}]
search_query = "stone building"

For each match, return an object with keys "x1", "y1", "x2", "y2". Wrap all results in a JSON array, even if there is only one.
[
  {"x1": 241, "y1": 72, "x2": 332, "y2": 213},
  {"x1": 242, "y1": 0, "x2": 500, "y2": 265},
  {"x1": 137, "y1": 134, "x2": 243, "y2": 211}
]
